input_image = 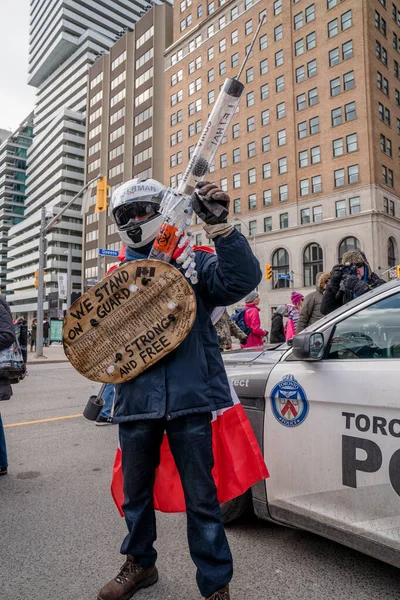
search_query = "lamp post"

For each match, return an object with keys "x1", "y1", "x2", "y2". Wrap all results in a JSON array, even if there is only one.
[
  {"x1": 233, "y1": 217, "x2": 256, "y2": 256},
  {"x1": 36, "y1": 175, "x2": 102, "y2": 357}
]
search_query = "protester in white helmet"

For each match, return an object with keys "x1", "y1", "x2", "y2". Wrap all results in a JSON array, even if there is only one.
[{"x1": 97, "y1": 178, "x2": 262, "y2": 600}]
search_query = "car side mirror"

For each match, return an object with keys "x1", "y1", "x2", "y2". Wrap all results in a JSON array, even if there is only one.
[{"x1": 292, "y1": 332, "x2": 324, "y2": 361}]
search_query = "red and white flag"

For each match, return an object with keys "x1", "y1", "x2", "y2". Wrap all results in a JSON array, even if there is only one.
[{"x1": 111, "y1": 382, "x2": 269, "y2": 515}]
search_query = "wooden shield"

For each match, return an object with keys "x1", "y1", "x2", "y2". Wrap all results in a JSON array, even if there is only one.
[{"x1": 63, "y1": 260, "x2": 197, "y2": 384}]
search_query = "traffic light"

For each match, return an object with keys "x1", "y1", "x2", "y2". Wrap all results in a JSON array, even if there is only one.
[
  {"x1": 95, "y1": 176, "x2": 110, "y2": 213},
  {"x1": 34, "y1": 270, "x2": 39, "y2": 289},
  {"x1": 397, "y1": 265, "x2": 400, "y2": 278},
  {"x1": 266, "y1": 264, "x2": 272, "y2": 280}
]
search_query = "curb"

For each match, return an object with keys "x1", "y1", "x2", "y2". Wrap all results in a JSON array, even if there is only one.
[{"x1": 28, "y1": 360, "x2": 69, "y2": 366}]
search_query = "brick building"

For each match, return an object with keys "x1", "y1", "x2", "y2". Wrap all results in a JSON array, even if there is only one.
[
  {"x1": 83, "y1": 2, "x2": 173, "y2": 286},
  {"x1": 165, "y1": 0, "x2": 400, "y2": 323}
]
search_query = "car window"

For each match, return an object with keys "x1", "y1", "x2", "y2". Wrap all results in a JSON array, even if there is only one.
[{"x1": 327, "y1": 291, "x2": 400, "y2": 359}]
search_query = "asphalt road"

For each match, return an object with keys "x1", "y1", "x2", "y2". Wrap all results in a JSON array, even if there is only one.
[{"x1": 1, "y1": 364, "x2": 399, "y2": 600}]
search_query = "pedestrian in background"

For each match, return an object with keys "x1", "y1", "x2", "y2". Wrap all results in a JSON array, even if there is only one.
[
  {"x1": 16, "y1": 317, "x2": 28, "y2": 365},
  {"x1": 215, "y1": 309, "x2": 247, "y2": 351},
  {"x1": 270, "y1": 305, "x2": 286, "y2": 344},
  {"x1": 321, "y1": 250, "x2": 385, "y2": 315},
  {"x1": 30, "y1": 318, "x2": 37, "y2": 352},
  {"x1": 43, "y1": 318, "x2": 50, "y2": 347},
  {"x1": 0, "y1": 296, "x2": 17, "y2": 476},
  {"x1": 297, "y1": 272, "x2": 330, "y2": 333},
  {"x1": 286, "y1": 291, "x2": 304, "y2": 340},
  {"x1": 240, "y1": 291, "x2": 268, "y2": 348},
  {"x1": 96, "y1": 384, "x2": 115, "y2": 426}
]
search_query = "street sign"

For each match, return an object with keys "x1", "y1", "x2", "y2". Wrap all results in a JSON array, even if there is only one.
[
  {"x1": 98, "y1": 248, "x2": 119, "y2": 257},
  {"x1": 277, "y1": 273, "x2": 291, "y2": 280},
  {"x1": 57, "y1": 273, "x2": 67, "y2": 299}
]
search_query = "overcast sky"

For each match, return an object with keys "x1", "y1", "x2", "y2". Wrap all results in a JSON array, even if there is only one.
[{"x1": 0, "y1": 0, "x2": 37, "y2": 132}]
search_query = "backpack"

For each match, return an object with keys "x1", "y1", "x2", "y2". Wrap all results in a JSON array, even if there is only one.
[{"x1": 232, "y1": 307, "x2": 252, "y2": 336}]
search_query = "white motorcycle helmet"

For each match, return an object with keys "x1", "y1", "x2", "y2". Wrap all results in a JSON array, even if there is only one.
[{"x1": 111, "y1": 178, "x2": 166, "y2": 247}]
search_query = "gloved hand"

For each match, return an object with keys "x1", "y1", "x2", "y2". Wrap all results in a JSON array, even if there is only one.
[
  {"x1": 342, "y1": 274, "x2": 369, "y2": 296},
  {"x1": 329, "y1": 264, "x2": 343, "y2": 287},
  {"x1": 192, "y1": 181, "x2": 230, "y2": 225}
]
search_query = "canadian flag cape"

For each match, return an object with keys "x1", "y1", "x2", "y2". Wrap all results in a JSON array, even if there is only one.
[{"x1": 109, "y1": 244, "x2": 269, "y2": 515}]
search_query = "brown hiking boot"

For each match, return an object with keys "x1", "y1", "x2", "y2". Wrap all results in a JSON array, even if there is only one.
[
  {"x1": 97, "y1": 556, "x2": 158, "y2": 600},
  {"x1": 206, "y1": 585, "x2": 230, "y2": 600}
]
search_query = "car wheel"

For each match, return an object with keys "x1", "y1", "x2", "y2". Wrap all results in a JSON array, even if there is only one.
[{"x1": 220, "y1": 490, "x2": 253, "y2": 524}]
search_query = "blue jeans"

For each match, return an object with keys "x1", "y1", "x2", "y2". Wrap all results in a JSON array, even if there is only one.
[
  {"x1": 119, "y1": 413, "x2": 233, "y2": 597},
  {"x1": 0, "y1": 414, "x2": 8, "y2": 469},
  {"x1": 100, "y1": 384, "x2": 114, "y2": 419}
]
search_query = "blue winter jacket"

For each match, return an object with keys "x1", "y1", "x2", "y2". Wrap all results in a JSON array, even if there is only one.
[{"x1": 113, "y1": 228, "x2": 262, "y2": 423}]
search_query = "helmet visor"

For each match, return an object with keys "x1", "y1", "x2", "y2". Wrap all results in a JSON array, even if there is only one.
[{"x1": 114, "y1": 201, "x2": 159, "y2": 228}]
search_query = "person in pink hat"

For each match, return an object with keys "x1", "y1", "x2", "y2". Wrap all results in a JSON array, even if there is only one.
[{"x1": 286, "y1": 291, "x2": 304, "y2": 340}]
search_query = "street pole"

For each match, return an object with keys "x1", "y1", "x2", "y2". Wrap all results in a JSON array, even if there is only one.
[
  {"x1": 291, "y1": 270, "x2": 295, "y2": 290},
  {"x1": 36, "y1": 207, "x2": 46, "y2": 357},
  {"x1": 66, "y1": 245, "x2": 72, "y2": 309},
  {"x1": 35, "y1": 175, "x2": 101, "y2": 358}
]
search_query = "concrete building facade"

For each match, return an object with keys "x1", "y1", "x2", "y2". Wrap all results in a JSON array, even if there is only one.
[
  {"x1": 0, "y1": 115, "x2": 34, "y2": 295},
  {"x1": 165, "y1": 0, "x2": 400, "y2": 325},
  {"x1": 6, "y1": 0, "x2": 164, "y2": 319},
  {"x1": 83, "y1": 3, "x2": 173, "y2": 285}
]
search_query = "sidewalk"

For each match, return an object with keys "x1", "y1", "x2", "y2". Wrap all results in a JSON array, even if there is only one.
[{"x1": 28, "y1": 344, "x2": 69, "y2": 365}]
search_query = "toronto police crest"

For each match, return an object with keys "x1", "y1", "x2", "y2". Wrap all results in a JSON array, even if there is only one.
[{"x1": 270, "y1": 374, "x2": 309, "y2": 427}]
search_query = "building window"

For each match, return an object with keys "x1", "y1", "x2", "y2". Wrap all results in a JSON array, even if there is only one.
[
  {"x1": 248, "y1": 141, "x2": 256, "y2": 158},
  {"x1": 303, "y1": 243, "x2": 323, "y2": 287},
  {"x1": 280, "y1": 213, "x2": 289, "y2": 229},
  {"x1": 298, "y1": 121, "x2": 307, "y2": 139},
  {"x1": 277, "y1": 102, "x2": 286, "y2": 119},
  {"x1": 274, "y1": 24, "x2": 283, "y2": 41},
  {"x1": 296, "y1": 65, "x2": 306, "y2": 83},
  {"x1": 231, "y1": 30, "x2": 239, "y2": 45},
  {"x1": 245, "y1": 19, "x2": 253, "y2": 35},
  {"x1": 249, "y1": 220, "x2": 257, "y2": 236},
  {"x1": 220, "y1": 178, "x2": 228, "y2": 191},
  {"x1": 388, "y1": 237, "x2": 396, "y2": 268},
  {"x1": 220, "y1": 153, "x2": 228, "y2": 168},
  {"x1": 306, "y1": 4, "x2": 315, "y2": 23},
  {"x1": 264, "y1": 217, "x2": 272, "y2": 232},
  {"x1": 348, "y1": 164, "x2": 359, "y2": 184},
  {"x1": 300, "y1": 179, "x2": 310, "y2": 196},
  {"x1": 263, "y1": 189, "x2": 272, "y2": 205},
  {"x1": 263, "y1": 163, "x2": 271, "y2": 179},
  {"x1": 295, "y1": 39, "x2": 305, "y2": 56},
  {"x1": 277, "y1": 129, "x2": 286, "y2": 146},
  {"x1": 274, "y1": 0, "x2": 282, "y2": 15},
  {"x1": 299, "y1": 150, "x2": 308, "y2": 168},
  {"x1": 232, "y1": 123, "x2": 240, "y2": 138},
  {"x1": 248, "y1": 168, "x2": 256, "y2": 184},
  {"x1": 333, "y1": 138, "x2": 344, "y2": 157},
  {"x1": 329, "y1": 47, "x2": 340, "y2": 67},
  {"x1": 330, "y1": 77, "x2": 341, "y2": 96},
  {"x1": 233, "y1": 173, "x2": 241, "y2": 188},
  {"x1": 246, "y1": 91, "x2": 255, "y2": 107},
  {"x1": 306, "y1": 31, "x2": 316, "y2": 49},
  {"x1": 345, "y1": 101, "x2": 356, "y2": 121},
  {"x1": 343, "y1": 70, "x2": 355, "y2": 91},
  {"x1": 261, "y1": 109, "x2": 270, "y2": 126},
  {"x1": 233, "y1": 147, "x2": 240, "y2": 163},
  {"x1": 219, "y1": 61, "x2": 227, "y2": 75},
  {"x1": 328, "y1": 18, "x2": 339, "y2": 38},
  {"x1": 338, "y1": 236, "x2": 361, "y2": 261},
  {"x1": 297, "y1": 93, "x2": 307, "y2": 110},
  {"x1": 276, "y1": 75, "x2": 285, "y2": 93},
  {"x1": 310, "y1": 146, "x2": 321, "y2": 164},
  {"x1": 248, "y1": 194, "x2": 257, "y2": 209},
  {"x1": 278, "y1": 157, "x2": 287, "y2": 174},
  {"x1": 208, "y1": 90, "x2": 215, "y2": 104},
  {"x1": 308, "y1": 59, "x2": 317, "y2": 78},
  {"x1": 294, "y1": 12, "x2": 304, "y2": 30},
  {"x1": 231, "y1": 53, "x2": 239, "y2": 68},
  {"x1": 336, "y1": 200, "x2": 346, "y2": 218},
  {"x1": 341, "y1": 10, "x2": 353, "y2": 30},
  {"x1": 313, "y1": 205, "x2": 323, "y2": 222},
  {"x1": 312, "y1": 175, "x2": 322, "y2": 193},
  {"x1": 349, "y1": 196, "x2": 360, "y2": 214},
  {"x1": 262, "y1": 136, "x2": 271, "y2": 152},
  {"x1": 279, "y1": 184, "x2": 288, "y2": 202},
  {"x1": 308, "y1": 88, "x2": 318, "y2": 106},
  {"x1": 233, "y1": 198, "x2": 241, "y2": 214},
  {"x1": 342, "y1": 39, "x2": 354, "y2": 60},
  {"x1": 246, "y1": 67, "x2": 254, "y2": 83},
  {"x1": 260, "y1": 59, "x2": 268, "y2": 75},
  {"x1": 261, "y1": 84, "x2": 269, "y2": 100},
  {"x1": 247, "y1": 116, "x2": 255, "y2": 132},
  {"x1": 272, "y1": 248, "x2": 290, "y2": 288},
  {"x1": 332, "y1": 107, "x2": 342, "y2": 126},
  {"x1": 259, "y1": 34, "x2": 268, "y2": 51},
  {"x1": 334, "y1": 168, "x2": 345, "y2": 187},
  {"x1": 346, "y1": 133, "x2": 358, "y2": 153},
  {"x1": 301, "y1": 208, "x2": 310, "y2": 224}
]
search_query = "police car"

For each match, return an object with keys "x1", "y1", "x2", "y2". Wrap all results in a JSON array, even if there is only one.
[{"x1": 222, "y1": 278, "x2": 400, "y2": 568}]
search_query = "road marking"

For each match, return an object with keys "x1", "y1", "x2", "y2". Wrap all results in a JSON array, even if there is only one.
[{"x1": 4, "y1": 414, "x2": 83, "y2": 428}]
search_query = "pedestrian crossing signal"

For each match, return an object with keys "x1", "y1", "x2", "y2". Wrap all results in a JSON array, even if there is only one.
[
  {"x1": 397, "y1": 265, "x2": 400, "y2": 278},
  {"x1": 266, "y1": 264, "x2": 272, "y2": 280},
  {"x1": 34, "y1": 270, "x2": 39, "y2": 288}
]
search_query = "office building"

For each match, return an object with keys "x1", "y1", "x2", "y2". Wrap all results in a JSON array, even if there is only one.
[
  {"x1": 165, "y1": 0, "x2": 400, "y2": 321},
  {"x1": 6, "y1": 0, "x2": 166, "y2": 319},
  {"x1": 83, "y1": 2, "x2": 173, "y2": 284},
  {"x1": 0, "y1": 114, "x2": 33, "y2": 294}
]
